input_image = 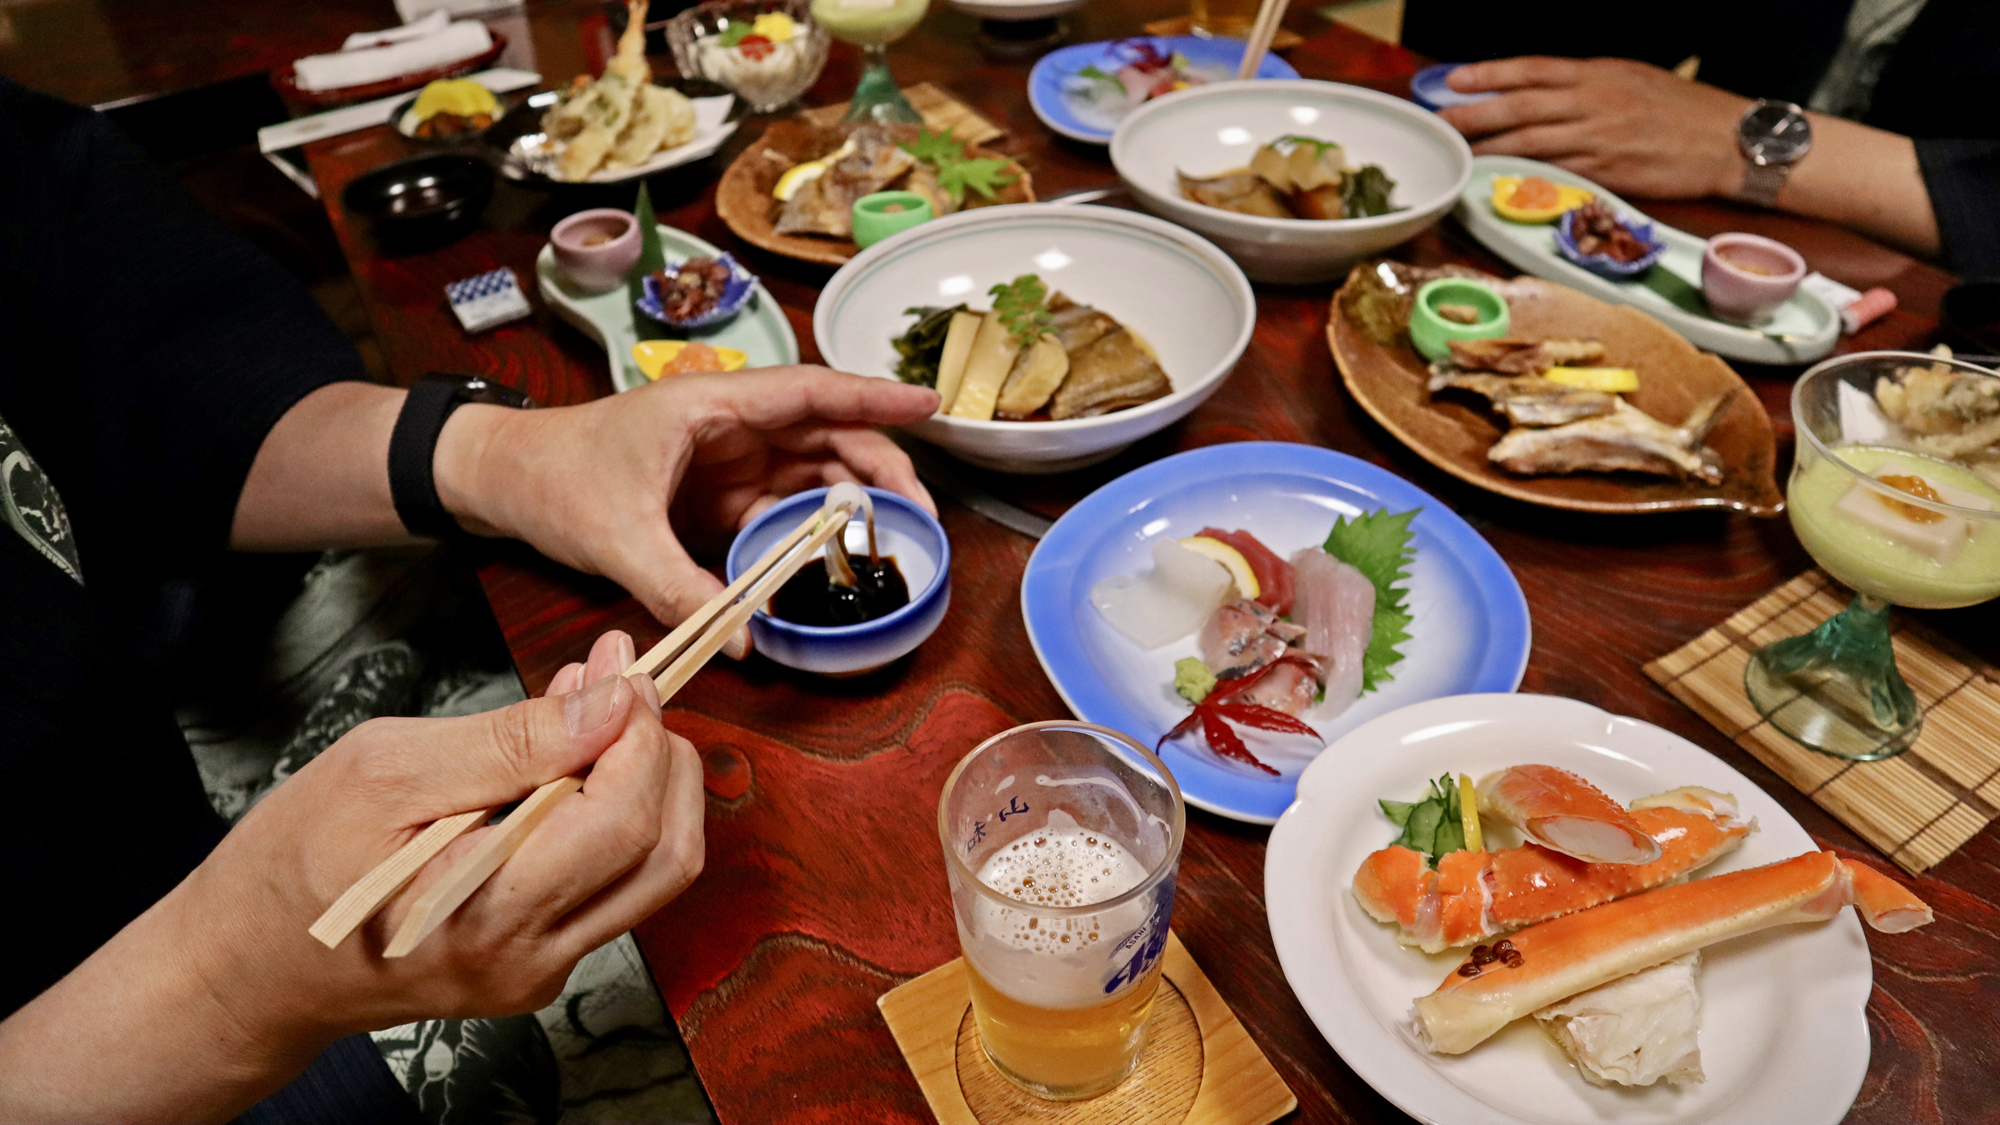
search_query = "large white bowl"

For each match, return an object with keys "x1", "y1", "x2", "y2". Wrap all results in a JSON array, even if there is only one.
[
  {"x1": 814, "y1": 204, "x2": 1255, "y2": 473},
  {"x1": 1111, "y1": 79, "x2": 1472, "y2": 284}
]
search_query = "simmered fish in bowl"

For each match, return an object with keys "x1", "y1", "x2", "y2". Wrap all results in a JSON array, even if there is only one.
[{"x1": 815, "y1": 204, "x2": 1254, "y2": 472}]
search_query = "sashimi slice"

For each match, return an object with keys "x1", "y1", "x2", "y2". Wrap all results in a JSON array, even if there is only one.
[
  {"x1": 1196, "y1": 528, "x2": 1295, "y2": 614},
  {"x1": 1291, "y1": 548, "x2": 1374, "y2": 712},
  {"x1": 1091, "y1": 537, "x2": 1233, "y2": 648},
  {"x1": 1478, "y1": 764, "x2": 1663, "y2": 865}
]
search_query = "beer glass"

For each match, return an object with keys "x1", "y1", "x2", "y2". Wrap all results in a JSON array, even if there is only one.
[{"x1": 937, "y1": 721, "x2": 1186, "y2": 1101}]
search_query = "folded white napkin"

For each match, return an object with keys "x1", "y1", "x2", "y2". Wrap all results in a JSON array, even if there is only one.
[
  {"x1": 341, "y1": 10, "x2": 448, "y2": 51},
  {"x1": 293, "y1": 18, "x2": 492, "y2": 92}
]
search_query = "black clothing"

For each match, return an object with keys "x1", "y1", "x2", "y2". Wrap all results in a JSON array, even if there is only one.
[
  {"x1": 1404, "y1": 0, "x2": 2000, "y2": 278},
  {"x1": 0, "y1": 75, "x2": 406, "y2": 1117}
]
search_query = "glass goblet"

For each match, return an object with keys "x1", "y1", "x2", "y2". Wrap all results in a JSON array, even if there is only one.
[
  {"x1": 1745, "y1": 351, "x2": 2000, "y2": 760},
  {"x1": 811, "y1": 0, "x2": 929, "y2": 125}
]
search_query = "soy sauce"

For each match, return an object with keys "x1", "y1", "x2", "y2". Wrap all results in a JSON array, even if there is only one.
[{"x1": 771, "y1": 554, "x2": 910, "y2": 626}]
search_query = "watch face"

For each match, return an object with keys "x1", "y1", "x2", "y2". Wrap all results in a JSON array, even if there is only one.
[{"x1": 1740, "y1": 101, "x2": 1812, "y2": 165}]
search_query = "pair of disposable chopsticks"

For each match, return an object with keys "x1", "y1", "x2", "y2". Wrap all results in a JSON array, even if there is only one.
[
  {"x1": 1236, "y1": 0, "x2": 1291, "y2": 79},
  {"x1": 308, "y1": 493, "x2": 861, "y2": 958}
]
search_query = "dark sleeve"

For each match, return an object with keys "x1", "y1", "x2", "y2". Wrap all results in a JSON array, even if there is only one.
[
  {"x1": 1914, "y1": 139, "x2": 2000, "y2": 282},
  {"x1": 0, "y1": 78, "x2": 365, "y2": 601}
]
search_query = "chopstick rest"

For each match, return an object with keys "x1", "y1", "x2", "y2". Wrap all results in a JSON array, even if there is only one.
[{"x1": 310, "y1": 487, "x2": 866, "y2": 955}]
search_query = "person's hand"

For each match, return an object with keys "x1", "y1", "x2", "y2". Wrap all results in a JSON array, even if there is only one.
[
  {"x1": 1437, "y1": 58, "x2": 1753, "y2": 201},
  {"x1": 439, "y1": 366, "x2": 941, "y2": 657}
]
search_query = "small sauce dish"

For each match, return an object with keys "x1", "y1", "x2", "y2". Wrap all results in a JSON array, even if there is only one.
[
  {"x1": 727, "y1": 486, "x2": 951, "y2": 676},
  {"x1": 1702, "y1": 233, "x2": 1805, "y2": 324},
  {"x1": 550, "y1": 209, "x2": 642, "y2": 294},
  {"x1": 851, "y1": 191, "x2": 934, "y2": 249},
  {"x1": 1409, "y1": 278, "x2": 1510, "y2": 362}
]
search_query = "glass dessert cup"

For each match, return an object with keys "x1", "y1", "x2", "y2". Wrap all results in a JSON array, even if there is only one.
[
  {"x1": 811, "y1": 0, "x2": 929, "y2": 124},
  {"x1": 667, "y1": 0, "x2": 832, "y2": 115},
  {"x1": 1745, "y1": 351, "x2": 2000, "y2": 760}
]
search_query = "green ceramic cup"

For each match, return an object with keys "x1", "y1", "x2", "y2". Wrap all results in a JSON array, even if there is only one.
[
  {"x1": 851, "y1": 191, "x2": 934, "y2": 249},
  {"x1": 1409, "y1": 278, "x2": 1509, "y2": 362}
]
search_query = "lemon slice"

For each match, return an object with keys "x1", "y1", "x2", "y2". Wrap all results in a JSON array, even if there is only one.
[
  {"x1": 632, "y1": 340, "x2": 749, "y2": 380},
  {"x1": 1179, "y1": 536, "x2": 1259, "y2": 600},
  {"x1": 1542, "y1": 366, "x2": 1639, "y2": 393},
  {"x1": 772, "y1": 138, "x2": 856, "y2": 201},
  {"x1": 1458, "y1": 773, "x2": 1483, "y2": 853}
]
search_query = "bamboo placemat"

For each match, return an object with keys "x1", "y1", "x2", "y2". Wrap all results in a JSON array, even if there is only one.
[
  {"x1": 1645, "y1": 569, "x2": 2000, "y2": 874},
  {"x1": 878, "y1": 932, "x2": 1294, "y2": 1125},
  {"x1": 800, "y1": 82, "x2": 1004, "y2": 146}
]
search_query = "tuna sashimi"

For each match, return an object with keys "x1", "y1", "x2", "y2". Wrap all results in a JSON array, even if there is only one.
[
  {"x1": 1291, "y1": 548, "x2": 1375, "y2": 713},
  {"x1": 1196, "y1": 528, "x2": 1295, "y2": 615}
]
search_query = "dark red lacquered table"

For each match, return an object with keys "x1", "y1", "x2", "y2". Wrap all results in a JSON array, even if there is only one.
[{"x1": 300, "y1": 8, "x2": 1997, "y2": 1122}]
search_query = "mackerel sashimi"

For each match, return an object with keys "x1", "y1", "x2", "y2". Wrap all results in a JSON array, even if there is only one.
[{"x1": 1290, "y1": 548, "x2": 1375, "y2": 716}]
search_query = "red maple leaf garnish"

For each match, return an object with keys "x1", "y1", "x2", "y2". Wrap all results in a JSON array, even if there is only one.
[{"x1": 1157, "y1": 656, "x2": 1324, "y2": 777}]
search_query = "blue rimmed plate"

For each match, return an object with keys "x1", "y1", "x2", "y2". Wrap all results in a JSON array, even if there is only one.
[
  {"x1": 1021, "y1": 442, "x2": 1531, "y2": 823},
  {"x1": 1028, "y1": 36, "x2": 1300, "y2": 145}
]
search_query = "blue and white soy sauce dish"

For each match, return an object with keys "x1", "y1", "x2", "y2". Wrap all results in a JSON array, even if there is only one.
[{"x1": 727, "y1": 484, "x2": 951, "y2": 676}]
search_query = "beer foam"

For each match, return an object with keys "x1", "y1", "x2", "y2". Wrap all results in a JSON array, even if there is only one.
[{"x1": 965, "y1": 827, "x2": 1156, "y2": 1010}]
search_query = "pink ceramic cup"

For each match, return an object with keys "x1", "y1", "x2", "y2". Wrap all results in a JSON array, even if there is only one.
[
  {"x1": 1702, "y1": 233, "x2": 1806, "y2": 323},
  {"x1": 550, "y1": 209, "x2": 642, "y2": 294}
]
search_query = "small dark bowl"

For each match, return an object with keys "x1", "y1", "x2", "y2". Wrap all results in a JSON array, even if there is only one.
[
  {"x1": 341, "y1": 153, "x2": 494, "y2": 244},
  {"x1": 1942, "y1": 282, "x2": 2000, "y2": 355},
  {"x1": 389, "y1": 92, "x2": 509, "y2": 149}
]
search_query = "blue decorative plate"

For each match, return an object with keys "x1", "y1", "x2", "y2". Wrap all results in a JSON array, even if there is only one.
[
  {"x1": 1028, "y1": 36, "x2": 1301, "y2": 145},
  {"x1": 1020, "y1": 442, "x2": 1531, "y2": 824},
  {"x1": 637, "y1": 252, "x2": 757, "y2": 329},
  {"x1": 1554, "y1": 206, "x2": 1667, "y2": 279}
]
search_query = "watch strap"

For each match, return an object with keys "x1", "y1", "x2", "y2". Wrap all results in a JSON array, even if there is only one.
[
  {"x1": 389, "y1": 379, "x2": 467, "y2": 539},
  {"x1": 1739, "y1": 161, "x2": 1791, "y2": 208}
]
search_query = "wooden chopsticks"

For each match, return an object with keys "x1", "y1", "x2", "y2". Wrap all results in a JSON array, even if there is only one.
[
  {"x1": 1236, "y1": 0, "x2": 1290, "y2": 79},
  {"x1": 309, "y1": 494, "x2": 861, "y2": 957}
]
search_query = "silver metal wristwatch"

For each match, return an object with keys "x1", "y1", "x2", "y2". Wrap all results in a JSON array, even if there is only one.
[{"x1": 1736, "y1": 99, "x2": 1812, "y2": 208}]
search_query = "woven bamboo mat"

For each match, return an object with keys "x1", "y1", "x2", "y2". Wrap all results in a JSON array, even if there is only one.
[
  {"x1": 800, "y1": 83, "x2": 1004, "y2": 146},
  {"x1": 1645, "y1": 569, "x2": 2000, "y2": 873}
]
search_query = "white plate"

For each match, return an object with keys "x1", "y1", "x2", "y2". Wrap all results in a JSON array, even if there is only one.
[
  {"x1": 1453, "y1": 156, "x2": 1839, "y2": 366},
  {"x1": 498, "y1": 92, "x2": 737, "y2": 185},
  {"x1": 1265, "y1": 693, "x2": 1871, "y2": 1125}
]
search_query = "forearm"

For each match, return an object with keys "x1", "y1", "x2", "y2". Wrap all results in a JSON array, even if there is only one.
[
  {"x1": 1771, "y1": 113, "x2": 1941, "y2": 259},
  {"x1": 228, "y1": 382, "x2": 518, "y2": 550},
  {"x1": 0, "y1": 888, "x2": 331, "y2": 1123}
]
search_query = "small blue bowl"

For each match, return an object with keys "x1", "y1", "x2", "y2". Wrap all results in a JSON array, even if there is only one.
[
  {"x1": 1554, "y1": 207, "x2": 1666, "y2": 279},
  {"x1": 638, "y1": 252, "x2": 756, "y2": 329},
  {"x1": 727, "y1": 486, "x2": 951, "y2": 676},
  {"x1": 1409, "y1": 63, "x2": 1496, "y2": 111}
]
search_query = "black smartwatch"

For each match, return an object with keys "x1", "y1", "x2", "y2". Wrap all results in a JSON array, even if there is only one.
[{"x1": 388, "y1": 373, "x2": 534, "y2": 538}]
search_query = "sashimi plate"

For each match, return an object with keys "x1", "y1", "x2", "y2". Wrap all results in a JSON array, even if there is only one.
[
  {"x1": 1265, "y1": 693, "x2": 1871, "y2": 1125},
  {"x1": 1020, "y1": 442, "x2": 1530, "y2": 823},
  {"x1": 1027, "y1": 36, "x2": 1300, "y2": 145}
]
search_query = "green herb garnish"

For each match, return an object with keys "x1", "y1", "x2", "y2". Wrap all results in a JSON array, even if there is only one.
[
  {"x1": 1323, "y1": 507, "x2": 1417, "y2": 693},
  {"x1": 891, "y1": 304, "x2": 965, "y2": 387},
  {"x1": 989, "y1": 274, "x2": 1051, "y2": 348},
  {"x1": 1381, "y1": 774, "x2": 1465, "y2": 866},
  {"x1": 628, "y1": 183, "x2": 673, "y2": 343},
  {"x1": 1077, "y1": 64, "x2": 1123, "y2": 94},
  {"x1": 1275, "y1": 134, "x2": 1341, "y2": 158},
  {"x1": 900, "y1": 126, "x2": 1019, "y2": 206},
  {"x1": 718, "y1": 21, "x2": 753, "y2": 46},
  {"x1": 1341, "y1": 163, "x2": 1401, "y2": 219}
]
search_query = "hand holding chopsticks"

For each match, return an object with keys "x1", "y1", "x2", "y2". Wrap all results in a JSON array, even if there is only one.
[{"x1": 310, "y1": 487, "x2": 868, "y2": 957}]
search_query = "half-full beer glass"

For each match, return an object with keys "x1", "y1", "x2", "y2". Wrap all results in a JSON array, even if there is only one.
[{"x1": 938, "y1": 722, "x2": 1186, "y2": 1100}]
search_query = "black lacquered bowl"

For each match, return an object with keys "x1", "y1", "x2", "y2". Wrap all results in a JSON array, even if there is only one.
[{"x1": 340, "y1": 153, "x2": 494, "y2": 244}]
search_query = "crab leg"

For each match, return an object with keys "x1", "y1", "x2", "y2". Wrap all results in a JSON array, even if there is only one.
[{"x1": 1477, "y1": 764, "x2": 1663, "y2": 864}]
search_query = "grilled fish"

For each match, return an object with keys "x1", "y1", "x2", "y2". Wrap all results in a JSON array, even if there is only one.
[
  {"x1": 1488, "y1": 393, "x2": 1735, "y2": 483},
  {"x1": 1429, "y1": 368, "x2": 1619, "y2": 427},
  {"x1": 1045, "y1": 293, "x2": 1173, "y2": 419},
  {"x1": 775, "y1": 126, "x2": 916, "y2": 238},
  {"x1": 1177, "y1": 170, "x2": 1291, "y2": 218},
  {"x1": 1449, "y1": 337, "x2": 1607, "y2": 376}
]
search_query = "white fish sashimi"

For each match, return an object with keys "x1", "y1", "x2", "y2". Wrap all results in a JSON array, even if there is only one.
[
  {"x1": 1092, "y1": 537, "x2": 1233, "y2": 649},
  {"x1": 1290, "y1": 549, "x2": 1374, "y2": 714},
  {"x1": 1534, "y1": 952, "x2": 1705, "y2": 1088}
]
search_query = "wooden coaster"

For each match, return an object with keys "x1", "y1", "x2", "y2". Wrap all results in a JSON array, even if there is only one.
[
  {"x1": 878, "y1": 932, "x2": 1295, "y2": 1125},
  {"x1": 799, "y1": 82, "x2": 1005, "y2": 146},
  {"x1": 1645, "y1": 569, "x2": 2000, "y2": 874},
  {"x1": 1140, "y1": 17, "x2": 1305, "y2": 50}
]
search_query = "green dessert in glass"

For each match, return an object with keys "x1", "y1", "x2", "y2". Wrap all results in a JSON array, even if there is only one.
[{"x1": 812, "y1": 0, "x2": 928, "y2": 124}]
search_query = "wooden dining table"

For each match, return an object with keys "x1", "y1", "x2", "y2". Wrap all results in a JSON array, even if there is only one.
[{"x1": 298, "y1": 3, "x2": 1996, "y2": 1121}]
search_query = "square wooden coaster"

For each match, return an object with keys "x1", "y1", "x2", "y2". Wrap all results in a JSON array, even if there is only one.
[
  {"x1": 800, "y1": 82, "x2": 1005, "y2": 146},
  {"x1": 878, "y1": 932, "x2": 1295, "y2": 1125},
  {"x1": 1646, "y1": 569, "x2": 2000, "y2": 873}
]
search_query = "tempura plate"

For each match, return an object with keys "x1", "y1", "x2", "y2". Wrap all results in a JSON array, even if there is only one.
[
  {"x1": 1329, "y1": 267, "x2": 1786, "y2": 515},
  {"x1": 1021, "y1": 442, "x2": 1530, "y2": 823},
  {"x1": 1265, "y1": 693, "x2": 1871, "y2": 1125}
]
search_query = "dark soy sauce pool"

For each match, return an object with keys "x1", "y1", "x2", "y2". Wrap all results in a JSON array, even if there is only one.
[{"x1": 770, "y1": 555, "x2": 910, "y2": 626}]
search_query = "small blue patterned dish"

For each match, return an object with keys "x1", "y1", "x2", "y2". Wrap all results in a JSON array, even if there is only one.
[
  {"x1": 1554, "y1": 207, "x2": 1666, "y2": 279},
  {"x1": 637, "y1": 252, "x2": 756, "y2": 328}
]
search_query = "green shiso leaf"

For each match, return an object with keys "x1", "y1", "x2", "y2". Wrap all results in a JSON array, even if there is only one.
[{"x1": 1323, "y1": 507, "x2": 1418, "y2": 693}]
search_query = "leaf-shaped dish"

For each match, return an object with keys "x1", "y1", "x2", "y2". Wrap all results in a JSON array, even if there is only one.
[
  {"x1": 716, "y1": 119, "x2": 1034, "y2": 267},
  {"x1": 1328, "y1": 266, "x2": 1785, "y2": 516}
]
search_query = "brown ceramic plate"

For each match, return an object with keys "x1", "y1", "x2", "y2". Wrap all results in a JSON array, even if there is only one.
[
  {"x1": 1327, "y1": 266, "x2": 1785, "y2": 516},
  {"x1": 716, "y1": 119, "x2": 1035, "y2": 267},
  {"x1": 271, "y1": 33, "x2": 508, "y2": 112}
]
